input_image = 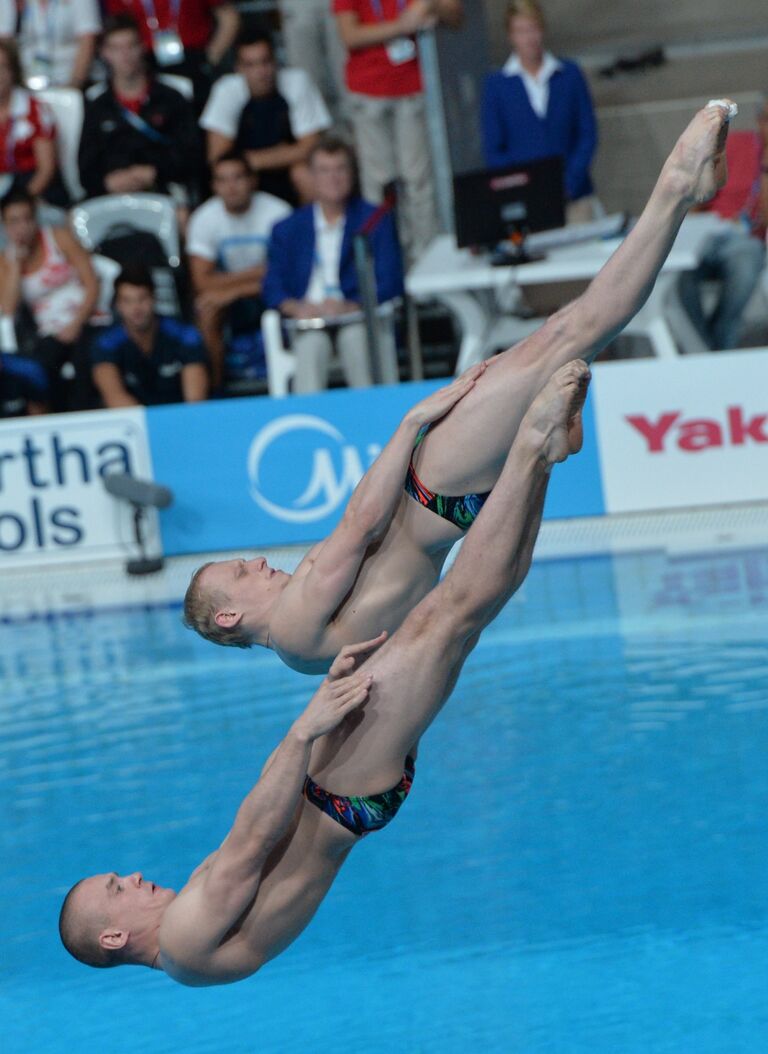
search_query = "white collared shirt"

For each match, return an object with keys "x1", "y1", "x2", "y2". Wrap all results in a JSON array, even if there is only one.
[
  {"x1": 502, "y1": 51, "x2": 562, "y2": 119},
  {"x1": 305, "y1": 204, "x2": 345, "y2": 304}
]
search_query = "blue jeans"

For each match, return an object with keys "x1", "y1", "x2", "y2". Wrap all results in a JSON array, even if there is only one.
[{"x1": 678, "y1": 227, "x2": 765, "y2": 350}]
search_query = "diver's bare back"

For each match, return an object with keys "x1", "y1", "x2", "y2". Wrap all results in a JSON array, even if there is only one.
[
  {"x1": 269, "y1": 495, "x2": 461, "y2": 674},
  {"x1": 159, "y1": 798, "x2": 355, "y2": 985}
]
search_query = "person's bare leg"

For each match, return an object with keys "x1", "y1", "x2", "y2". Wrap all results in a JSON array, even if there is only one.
[
  {"x1": 310, "y1": 360, "x2": 591, "y2": 794},
  {"x1": 415, "y1": 103, "x2": 731, "y2": 495}
]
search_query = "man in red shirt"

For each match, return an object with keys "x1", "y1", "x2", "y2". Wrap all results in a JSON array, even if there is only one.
[
  {"x1": 106, "y1": 0, "x2": 239, "y2": 108},
  {"x1": 334, "y1": 0, "x2": 462, "y2": 261},
  {"x1": 678, "y1": 105, "x2": 768, "y2": 351}
]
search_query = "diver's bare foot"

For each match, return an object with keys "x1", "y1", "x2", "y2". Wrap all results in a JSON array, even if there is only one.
[
  {"x1": 661, "y1": 102, "x2": 731, "y2": 206},
  {"x1": 524, "y1": 360, "x2": 591, "y2": 469}
]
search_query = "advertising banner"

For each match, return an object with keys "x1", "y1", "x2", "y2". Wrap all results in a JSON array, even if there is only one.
[
  {"x1": 0, "y1": 408, "x2": 157, "y2": 568},
  {"x1": 593, "y1": 349, "x2": 768, "y2": 514},
  {"x1": 147, "y1": 382, "x2": 604, "y2": 557}
]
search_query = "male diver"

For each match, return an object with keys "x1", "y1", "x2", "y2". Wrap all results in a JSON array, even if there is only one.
[{"x1": 183, "y1": 103, "x2": 734, "y2": 675}]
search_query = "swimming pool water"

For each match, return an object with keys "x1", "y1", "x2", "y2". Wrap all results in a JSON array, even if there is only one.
[{"x1": 3, "y1": 543, "x2": 768, "y2": 1053}]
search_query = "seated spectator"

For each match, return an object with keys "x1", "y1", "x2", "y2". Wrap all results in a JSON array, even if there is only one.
[
  {"x1": 0, "y1": 187, "x2": 98, "y2": 411},
  {"x1": 263, "y1": 135, "x2": 403, "y2": 394},
  {"x1": 481, "y1": 0, "x2": 598, "y2": 224},
  {"x1": 678, "y1": 113, "x2": 768, "y2": 351},
  {"x1": 78, "y1": 16, "x2": 201, "y2": 205},
  {"x1": 91, "y1": 263, "x2": 209, "y2": 407},
  {"x1": 0, "y1": 0, "x2": 101, "y2": 90},
  {"x1": 0, "y1": 40, "x2": 57, "y2": 201},
  {"x1": 104, "y1": 0, "x2": 239, "y2": 109},
  {"x1": 187, "y1": 151, "x2": 292, "y2": 389},
  {"x1": 333, "y1": 0, "x2": 462, "y2": 261},
  {"x1": 200, "y1": 28, "x2": 331, "y2": 206},
  {"x1": 0, "y1": 352, "x2": 49, "y2": 416}
]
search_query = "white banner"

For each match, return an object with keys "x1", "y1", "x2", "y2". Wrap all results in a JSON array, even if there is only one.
[
  {"x1": 0, "y1": 408, "x2": 158, "y2": 568},
  {"x1": 593, "y1": 349, "x2": 768, "y2": 514}
]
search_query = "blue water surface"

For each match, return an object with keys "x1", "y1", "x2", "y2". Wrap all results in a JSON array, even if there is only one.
[{"x1": 3, "y1": 545, "x2": 768, "y2": 1054}]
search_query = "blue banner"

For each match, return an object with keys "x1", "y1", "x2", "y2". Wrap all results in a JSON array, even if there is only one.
[{"x1": 146, "y1": 382, "x2": 605, "y2": 556}]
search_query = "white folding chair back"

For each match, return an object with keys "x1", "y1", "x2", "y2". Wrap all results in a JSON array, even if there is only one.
[
  {"x1": 36, "y1": 87, "x2": 85, "y2": 201},
  {"x1": 71, "y1": 193, "x2": 181, "y2": 264},
  {"x1": 260, "y1": 309, "x2": 296, "y2": 397}
]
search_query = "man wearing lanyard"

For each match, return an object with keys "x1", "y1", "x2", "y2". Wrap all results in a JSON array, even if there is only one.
[
  {"x1": 0, "y1": 0, "x2": 101, "y2": 90},
  {"x1": 333, "y1": 0, "x2": 463, "y2": 262},
  {"x1": 78, "y1": 15, "x2": 201, "y2": 202},
  {"x1": 105, "y1": 0, "x2": 239, "y2": 109},
  {"x1": 262, "y1": 135, "x2": 403, "y2": 394}
]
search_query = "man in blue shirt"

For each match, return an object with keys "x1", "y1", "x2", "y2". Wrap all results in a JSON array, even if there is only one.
[
  {"x1": 263, "y1": 134, "x2": 404, "y2": 393},
  {"x1": 481, "y1": 0, "x2": 598, "y2": 223},
  {"x1": 91, "y1": 264, "x2": 209, "y2": 407},
  {"x1": 0, "y1": 352, "x2": 49, "y2": 417}
]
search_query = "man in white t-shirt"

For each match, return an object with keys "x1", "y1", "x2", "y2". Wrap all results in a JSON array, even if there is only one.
[
  {"x1": 187, "y1": 151, "x2": 292, "y2": 389},
  {"x1": 199, "y1": 27, "x2": 331, "y2": 206}
]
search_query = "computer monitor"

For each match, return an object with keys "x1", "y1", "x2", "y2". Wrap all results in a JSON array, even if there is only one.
[{"x1": 452, "y1": 156, "x2": 566, "y2": 257}]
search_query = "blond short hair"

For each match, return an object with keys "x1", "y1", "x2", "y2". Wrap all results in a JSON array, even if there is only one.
[
  {"x1": 506, "y1": 0, "x2": 546, "y2": 29},
  {"x1": 59, "y1": 880, "x2": 118, "y2": 969},
  {"x1": 182, "y1": 563, "x2": 255, "y2": 649}
]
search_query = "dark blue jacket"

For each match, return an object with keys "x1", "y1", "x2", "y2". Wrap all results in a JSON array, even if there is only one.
[
  {"x1": 263, "y1": 197, "x2": 404, "y2": 310},
  {"x1": 481, "y1": 59, "x2": 597, "y2": 202}
]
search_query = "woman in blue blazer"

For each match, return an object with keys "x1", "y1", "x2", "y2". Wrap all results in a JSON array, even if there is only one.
[{"x1": 481, "y1": 0, "x2": 598, "y2": 223}]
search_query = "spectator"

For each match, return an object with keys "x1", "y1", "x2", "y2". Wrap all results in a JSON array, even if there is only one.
[
  {"x1": 333, "y1": 0, "x2": 462, "y2": 261},
  {"x1": 677, "y1": 113, "x2": 768, "y2": 351},
  {"x1": 0, "y1": 40, "x2": 57, "y2": 201},
  {"x1": 0, "y1": 352, "x2": 49, "y2": 416},
  {"x1": 200, "y1": 28, "x2": 331, "y2": 206},
  {"x1": 0, "y1": 0, "x2": 101, "y2": 90},
  {"x1": 187, "y1": 150, "x2": 291, "y2": 389},
  {"x1": 78, "y1": 16, "x2": 201, "y2": 205},
  {"x1": 278, "y1": 0, "x2": 347, "y2": 124},
  {"x1": 91, "y1": 263, "x2": 209, "y2": 407},
  {"x1": 0, "y1": 187, "x2": 98, "y2": 411},
  {"x1": 481, "y1": 0, "x2": 597, "y2": 224},
  {"x1": 105, "y1": 0, "x2": 239, "y2": 109},
  {"x1": 263, "y1": 134, "x2": 403, "y2": 394}
]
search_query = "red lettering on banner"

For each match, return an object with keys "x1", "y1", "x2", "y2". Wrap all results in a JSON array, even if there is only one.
[
  {"x1": 627, "y1": 407, "x2": 768, "y2": 452},
  {"x1": 678, "y1": 419, "x2": 723, "y2": 452},
  {"x1": 727, "y1": 406, "x2": 768, "y2": 445},
  {"x1": 625, "y1": 412, "x2": 681, "y2": 452}
]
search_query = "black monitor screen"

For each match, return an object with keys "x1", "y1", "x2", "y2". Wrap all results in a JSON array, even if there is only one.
[{"x1": 453, "y1": 156, "x2": 566, "y2": 249}]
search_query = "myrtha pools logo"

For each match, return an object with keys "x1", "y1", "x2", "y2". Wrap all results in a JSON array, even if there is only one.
[{"x1": 247, "y1": 415, "x2": 381, "y2": 524}]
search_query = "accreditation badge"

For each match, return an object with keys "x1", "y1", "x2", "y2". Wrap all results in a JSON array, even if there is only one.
[
  {"x1": 152, "y1": 28, "x2": 185, "y2": 67},
  {"x1": 385, "y1": 36, "x2": 417, "y2": 66}
]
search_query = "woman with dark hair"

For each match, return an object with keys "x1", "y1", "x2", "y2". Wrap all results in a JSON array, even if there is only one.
[
  {"x1": 0, "y1": 39, "x2": 57, "y2": 200},
  {"x1": 0, "y1": 187, "x2": 99, "y2": 411}
]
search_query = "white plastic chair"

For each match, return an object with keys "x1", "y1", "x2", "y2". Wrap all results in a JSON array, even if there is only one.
[
  {"x1": 260, "y1": 302, "x2": 400, "y2": 398},
  {"x1": 71, "y1": 193, "x2": 182, "y2": 315},
  {"x1": 35, "y1": 87, "x2": 85, "y2": 202},
  {"x1": 260, "y1": 309, "x2": 296, "y2": 397}
]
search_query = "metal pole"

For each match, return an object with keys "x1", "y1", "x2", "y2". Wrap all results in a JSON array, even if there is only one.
[{"x1": 353, "y1": 233, "x2": 384, "y2": 384}]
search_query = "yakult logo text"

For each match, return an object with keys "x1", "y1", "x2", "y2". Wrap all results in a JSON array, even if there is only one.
[
  {"x1": 626, "y1": 407, "x2": 768, "y2": 453},
  {"x1": 248, "y1": 414, "x2": 381, "y2": 524}
]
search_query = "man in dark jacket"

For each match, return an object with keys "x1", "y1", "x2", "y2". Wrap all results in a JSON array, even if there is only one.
[
  {"x1": 263, "y1": 135, "x2": 403, "y2": 393},
  {"x1": 78, "y1": 15, "x2": 201, "y2": 203}
]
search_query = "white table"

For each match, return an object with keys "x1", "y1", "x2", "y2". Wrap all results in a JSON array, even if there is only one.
[{"x1": 406, "y1": 213, "x2": 725, "y2": 372}]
